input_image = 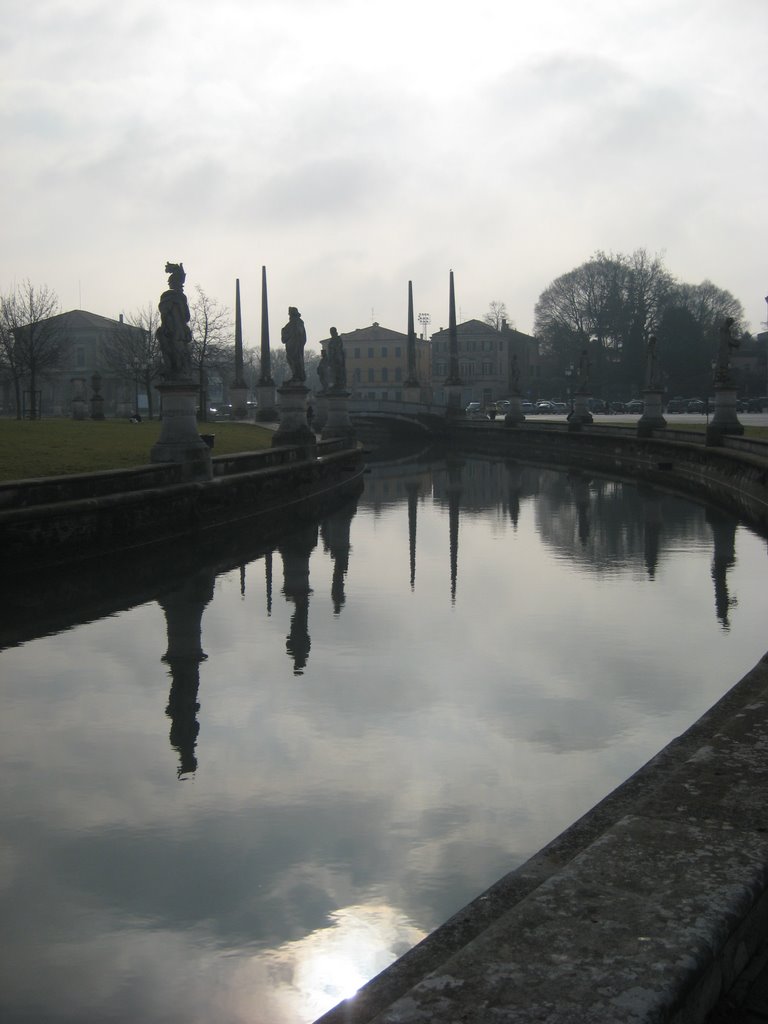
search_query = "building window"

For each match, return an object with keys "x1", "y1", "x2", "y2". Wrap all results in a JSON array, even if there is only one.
[
  {"x1": 353, "y1": 368, "x2": 361, "y2": 383},
  {"x1": 436, "y1": 361, "x2": 446, "y2": 376},
  {"x1": 395, "y1": 367, "x2": 402, "y2": 382},
  {"x1": 354, "y1": 347, "x2": 360, "y2": 358},
  {"x1": 368, "y1": 347, "x2": 374, "y2": 358},
  {"x1": 76, "y1": 347, "x2": 85, "y2": 367},
  {"x1": 381, "y1": 391, "x2": 389, "y2": 401},
  {"x1": 395, "y1": 346, "x2": 401, "y2": 358},
  {"x1": 381, "y1": 346, "x2": 388, "y2": 357},
  {"x1": 368, "y1": 368, "x2": 374, "y2": 382},
  {"x1": 381, "y1": 367, "x2": 388, "y2": 383}
]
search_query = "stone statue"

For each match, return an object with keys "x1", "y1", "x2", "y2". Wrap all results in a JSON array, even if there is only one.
[
  {"x1": 281, "y1": 306, "x2": 307, "y2": 384},
  {"x1": 645, "y1": 335, "x2": 660, "y2": 389},
  {"x1": 510, "y1": 353, "x2": 520, "y2": 392},
  {"x1": 156, "y1": 262, "x2": 193, "y2": 379},
  {"x1": 327, "y1": 326, "x2": 346, "y2": 390},
  {"x1": 715, "y1": 317, "x2": 739, "y2": 382},
  {"x1": 317, "y1": 349, "x2": 330, "y2": 391},
  {"x1": 577, "y1": 348, "x2": 590, "y2": 391}
]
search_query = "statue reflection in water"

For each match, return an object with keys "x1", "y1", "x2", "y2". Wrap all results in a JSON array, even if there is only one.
[
  {"x1": 159, "y1": 570, "x2": 215, "y2": 778},
  {"x1": 279, "y1": 523, "x2": 318, "y2": 674},
  {"x1": 321, "y1": 496, "x2": 358, "y2": 614},
  {"x1": 707, "y1": 508, "x2": 738, "y2": 629}
]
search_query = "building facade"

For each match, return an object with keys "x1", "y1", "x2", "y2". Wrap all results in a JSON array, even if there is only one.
[
  {"x1": 429, "y1": 318, "x2": 540, "y2": 407},
  {"x1": 320, "y1": 323, "x2": 431, "y2": 401}
]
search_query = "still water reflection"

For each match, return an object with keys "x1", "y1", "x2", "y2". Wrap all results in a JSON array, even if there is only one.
[{"x1": 1, "y1": 451, "x2": 766, "y2": 1024}]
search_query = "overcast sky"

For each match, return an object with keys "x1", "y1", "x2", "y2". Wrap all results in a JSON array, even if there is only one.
[{"x1": 2, "y1": 0, "x2": 765, "y2": 347}]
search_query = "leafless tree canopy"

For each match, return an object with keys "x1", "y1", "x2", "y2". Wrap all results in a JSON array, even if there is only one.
[{"x1": 0, "y1": 280, "x2": 60, "y2": 418}]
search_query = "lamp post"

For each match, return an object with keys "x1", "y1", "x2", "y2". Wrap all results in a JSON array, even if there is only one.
[{"x1": 417, "y1": 312, "x2": 431, "y2": 340}]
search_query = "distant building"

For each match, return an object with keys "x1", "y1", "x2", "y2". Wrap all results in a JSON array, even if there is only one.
[
  {"x1": 3, "y1": 309, "x2": 147, "y2": 417},
  {"x1": 319, "y1": 322, "x2": 431, "y2": 401},
  {"x1": 429, "y1": 318, "x2": 540, "y2": 407}
]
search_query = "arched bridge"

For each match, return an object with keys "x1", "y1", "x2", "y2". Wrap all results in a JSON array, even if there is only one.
[{"x1": 348, "y1": 398, "x2": 450, "y2": 438}]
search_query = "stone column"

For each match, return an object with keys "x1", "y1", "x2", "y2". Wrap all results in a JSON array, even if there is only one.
[
  {"x1": 706, "y1": 385, "x2": 744, "y2": 444},
  {"x1": 321, "y1": 389, "x2": 356, "y2": 446},
  {"x1": 567, "y1": 390, "x2": 593, "y2": 431},
  {"x1": 151, "y1": 383, "x2": 212, "y2": 479},
  {"x1": 637, "y1": 389, "x2": 666, "y2": 436},
  {"x1": 272, "y1": 384, "x2": 316, "y2": 448},
  {"x1": 445, "y1": 270, "x2": 464, "y2": 416},
  {"x1": 255, "y1": 265, "x2": 278, "y2": 422}
]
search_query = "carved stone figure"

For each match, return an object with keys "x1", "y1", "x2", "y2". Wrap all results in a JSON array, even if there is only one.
[
  {"x1": 281, "y1": 306, "x2": 307, "y2": 384},
  {"x1": 577, "y1": 348, "x2": 590, "y2": 390},
  {"x1": 156, "y1": 262, "x2": 193, "y2": 380},
  {"x1": 317, "y1": 349, "x2": 330, "y2": 391},
  {"x1": 645, "y1": 335, "x2": 660, "y2": 389},
  {"x1": 510, "y1": 353, "x2": 520, "y2": 392},
  {"x1": 715, "y1": 317, "x2": 739, "y2": 382},
  {"x1": 327, "y1": 326, "x2": 346, "y2": 390}
]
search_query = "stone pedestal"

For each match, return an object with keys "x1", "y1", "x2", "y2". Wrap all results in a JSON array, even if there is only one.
[
  {"x1": 445, "y1": 383, "x2": 464, "y2": 417},
  {"x1": 706, "y1": 384, "x2": 744, "y2": 444},
  {"x1": 151, "y1": 383, "x2": 212, "y2": 479},
  {"x1": 229, "y1": 384, "x2": 249, "y2": 420},
  {"x1": 255, "y1": 382, "x2": 278, "y2": 422},
  {"x1": 637, "y1": 389, "x2": 666, "y2": 437},
  {"x1": 71, "y1": 377, "x2": 87, "y2": 420},
  {"x1": 504, "y1": 393, "x2": 526, "y2": 427},
  {"x1": 313, "y1": 392, "x2": 329, "y2": 433},
  {"x1": 272, "y1": 384, "x2": 315, "y2": 448},
  {"x1": 90, "y1": 373, "x2": 105, "y2": 421},
  {"x1": 321, "y1": 390, "x2": 356, "y2": 445},
  {"x1": 568, "y1": 391, "x2": 593, "y2": 431}
]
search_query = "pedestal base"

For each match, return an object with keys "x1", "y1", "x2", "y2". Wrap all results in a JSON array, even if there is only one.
[
  {"x1": 255, "y1": 383, "x2": 278, "y2": 422},
  {"x1": 444, "y1": 383, "x2": 464, "y2": 417},
  {"x1": 229, "y1": 384, "x2": 249, "y2": 420},
  {"x1": 313, "y1": 393, "x2": 329, "y2": 433},
  {"x1": 321, "y1": 390, "x2": 356, "y2": 445},
  {"x1": 504, "y1": 394, "x2": 526, "y2": 426},
  {"x1": 151, "y1": 383, "x2": 212, "y2": 479},
  {"x1": 273, "y1": 385, "x2": 316, "y2": 448},
  {"x1": 706, "y1": 385, "x2": 744, "y2": 445},
  {"x1": 568, "y1": 392, "x2": 593, "y2": 431},
  {"x1": 637, "y1": 389, "x2": 666, "y2": 437}
]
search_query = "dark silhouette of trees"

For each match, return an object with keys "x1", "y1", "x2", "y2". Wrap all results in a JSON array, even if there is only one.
[
  {"x1": 189, "y1": 287, "x2": 232, "y2": 421},
  {"x1": 0, "y1": 281, "x2": 61, "y2": 418},
  {"x1": 100, "y1": 304, "x2": 162, "y2": 418},
  {"x1": 534, "y1": 251, "x2": 744, "y2": 398}
]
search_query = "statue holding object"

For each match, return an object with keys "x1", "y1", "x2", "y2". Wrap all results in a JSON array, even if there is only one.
[
  {"x1": 156, "y1": 262, "x2": 193, "y2": 380},
  {"x1": 327, "y1": 327, "x2": 347, "y2": 390}
]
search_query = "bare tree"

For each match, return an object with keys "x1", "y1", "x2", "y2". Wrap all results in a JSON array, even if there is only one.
[
  {"x1": 0, "y1": 281, "x2": 60, "y2": 418},
  {"x1": 484, "y1": 301, "x2": 511, "y2": 331},
  {"x1": 189, "y1": 287, "x2": 232, "y2": 421},
  {"x1": 100, "y1": 304, "x2": 162, "y2": 418}
]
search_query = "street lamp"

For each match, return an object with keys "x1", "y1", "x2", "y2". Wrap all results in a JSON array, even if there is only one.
[{"x1": 417, "y1": 312, "x2": 431, "y2": 339}]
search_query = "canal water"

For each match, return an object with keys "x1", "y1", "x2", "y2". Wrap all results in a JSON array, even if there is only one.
[{"x1": 1, "y1": 448, "x2": 766, "y2": 1024}]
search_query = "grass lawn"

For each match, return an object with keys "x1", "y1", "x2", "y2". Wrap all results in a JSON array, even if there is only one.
[{"x1": 0, "y1": 418, "x2": 273, "y2": 481}]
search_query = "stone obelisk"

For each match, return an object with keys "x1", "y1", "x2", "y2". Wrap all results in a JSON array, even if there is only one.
[
  {"x1": 403, "y1": 280, "x2": 421, "y2": 404},
  {"x1": 445, "y1": 270, "x2": 463, "y2": 415},
  {"x1": 230, "y1": 279, "x2": 249, "y2": 419},
  {"x1": 255, "y1": 266, "x2": 278, "y2": 422}
]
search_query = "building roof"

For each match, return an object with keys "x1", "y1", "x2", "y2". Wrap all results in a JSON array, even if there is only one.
[
  {"x1": 431, "y1": 318, "x2": 536, "y2": 342},
  {"x1": 43, "y1": 309, "x2": 143, "y2": 332},
  {"x1": 332, "y1": 322, "x2": 409, "y2": 344}
]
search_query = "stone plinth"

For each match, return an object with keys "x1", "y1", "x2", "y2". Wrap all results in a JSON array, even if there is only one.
[
  {"x1": 567, "y1": 391, "x2": 593, "y2": 431},
  {"x1": 255, "y1": 382, "x2": 278, "y2": 422},
  {"x1": 71, "y1": 378, "x2": 87, "y2": 421},
  {"x1": 229, "y1": 384, "x2": 249, "y2": 420},
  {"x1": 504, "y1": 394, "x2": 526, "y2": 427},
  {"x1": 272, "y1": 384, "x2": 315, "y2": 448},
  {"x1": 637, "y1": 389, "x2": 666, "y2": 437},
  {"x1": 151, "y1": 383, "x2": 212, "y2": 479},
  {"x1": 707, "y1": 384, "x2": 744, "y2": 444},
  {"x1": 321, "y1": 390, "x2": 356, "y2": 445},
  {"x1": 313, "y1": 392, "x2": 329, "y2": 433},
  {"x1": 445, "y1": 383, "x2": 464, "y2": 417}
]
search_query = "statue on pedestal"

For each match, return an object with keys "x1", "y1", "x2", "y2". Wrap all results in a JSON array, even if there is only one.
[
  {"x1": 328, "y1": 326, "x2": 347, "y2": 390},
  {"x1": 281, "y1": 306, "x2": 307, "y2": 384},
  {"x1": 317, "y1": 349, "x2": 330, "y2": 391},
  {"x1": 645, "y1": 335, "x2": 660, "y2": 389},
  {"x1": 715, "y1": 317, "x2": 739, "y2": 383},
  {"x1": 156, "y1": 262, "x2": 193, "y2": 380}
]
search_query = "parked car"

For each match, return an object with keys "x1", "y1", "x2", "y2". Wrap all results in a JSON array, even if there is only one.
[
  {"x1": 465, "y1": 402, "x2": 481, "y2": 415},
  {"x1": 589, "y1": 399, "x2": 607, "y2": 414},
  {"x1": 609, "y1": 401, "x2": 626, "y2": 414},
  {"x1": 687, "y1": 398, "x2": 705, "y2": 413},
  {"x1": 626, "y1": 399, "x2": 644, "y2": 414},
  {"x1": 521, "y1": 401, "x2": 536, "y2": 415},
  {"x1": 748, "y1": 397, "x2": 768, "y2": 412},
  {"x1": 666, "y1": 396, "x2": 687, "y2": 413},
  {"x1": 535, "y1": 401, "x2": 555, "y2": 414}
]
